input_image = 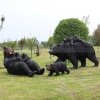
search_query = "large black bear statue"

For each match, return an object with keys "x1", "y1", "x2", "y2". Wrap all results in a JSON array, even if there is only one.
[
  {"x1": 49, "y1": 36, "x2": 99, "y2": 69},
  {"x1": 3, "y1": 47, "x2": 45, "y2": 77},
  {"x1": 46, "y1": 62, "x2": 70, "y2": 76}
]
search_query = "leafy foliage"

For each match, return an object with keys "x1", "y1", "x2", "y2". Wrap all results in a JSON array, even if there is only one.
[
  {"x1": 93, "y1": 25, "x2": 100, "y2": 46},
  {"x1": 5, "y1": 41, "x2": 16, "y2": 50},
  {"x1": 0, "y1": 41, "x2": 17, "y2": 50},
  {"x1": 53, "y1": 18, "x2": 89, "y2": 43},
  {"x1": 47, "y1": 36, "x2": 54, "y2": 47},
  {"x1": 18, "y1": 38, "x2": 26, "y2": 54},
  {"x1": 41, "y1": 41, "x2": 48, "y2": 48},
  {"x1": 26, "y1": 37, "x2": 39, "y2": 57}
]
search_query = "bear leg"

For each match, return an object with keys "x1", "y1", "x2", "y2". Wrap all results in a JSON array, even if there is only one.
[
  {"x1": 65, "y1": 69, "x2": 70, "y2": 74},
  {"x1": 88, "y1": 55, "x2": 99, "y2": 67},
  {"x1": 80, "y1": 58, "x2": 86, "y2": 67},
  {"x1": 69, "y1": 55, "x2": 78, "y2": 69},
  {"x1": 48, "y1": 71, "x2": 54, "y2": 76},
  {"x1": 18, "y1": 62, "x2": 35, "y2": 77},
  {"x1": 37, "y1": 68, "x2": 45, "y2": 75},
  {"x1": 61, "y1": 71, "x2": 65, "y2": 74}
]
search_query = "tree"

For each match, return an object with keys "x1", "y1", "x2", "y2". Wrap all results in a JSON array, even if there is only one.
[
  {"x1": 6, "y1": 41, "x2": 17, "y2": 50},
  {"x1": 18, "y1": 38, "x2": 25, "y2": 54},
  {"x1": 47, "y1": 36, "x2": 54, "y2": 47},
  {"x1": 86, "y1": 35, "x2": 93, "y2": 44},
  {"x1": 41, "y1": 41, "x2": 48, "y2": 48},
  {"x1": 1, "y1": 41, "x2": 16, "y2": 50},
  {"x1": 27, "y1": 37, "x2": 39, "y2": 58},
  {"x1": 93, "y1": 25, "x2": 100, "y2": 46},
  {"x1": 35, "y1": 44, "x2": 40, "y2": 56},
  {"x1": 47, "y1": 36, "x2": 54, "y2": 59},
  {"x1": 34, "y1": 39, "x2": 40, "y2": 56},
  {"x1": 53, "y1": 18, "x2": 89, "y2": 44}
]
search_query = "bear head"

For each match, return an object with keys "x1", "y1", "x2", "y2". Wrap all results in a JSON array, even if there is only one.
[
  {"x1": 46, "y1": 64, "x2": 52, "y2": 71},
  {"x1": 3, "y1": 47, "x2": 14, "y2": 57},
  {"x1": 49, "y1": 42, "x2": 67, "y2": 57}
]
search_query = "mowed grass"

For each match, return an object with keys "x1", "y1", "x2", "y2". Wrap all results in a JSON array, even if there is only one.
[{"x1": 0, "y1": 48, "x2": 100, "y2": 100}]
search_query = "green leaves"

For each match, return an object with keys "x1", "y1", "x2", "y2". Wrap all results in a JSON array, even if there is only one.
[{"x1": 53, "y1": 18, "x2": 89, "y2": 44}]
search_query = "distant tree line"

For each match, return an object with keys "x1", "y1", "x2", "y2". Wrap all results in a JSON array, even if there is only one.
[{"x1": 0, "y1": 37, "x2": 40, "y2": 58}]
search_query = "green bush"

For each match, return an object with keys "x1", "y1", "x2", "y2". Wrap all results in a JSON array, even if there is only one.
[{"x1": 53, "y1": 18, "x2": 89, "y2": 43}]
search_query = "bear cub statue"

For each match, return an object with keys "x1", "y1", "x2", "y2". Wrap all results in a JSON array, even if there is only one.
[
  {"x1": 21, "y1": 53, "x2": 45, "y2": 75},
  {"x1": 46, "y1": 62, "x2": 70, "y2": 76}
]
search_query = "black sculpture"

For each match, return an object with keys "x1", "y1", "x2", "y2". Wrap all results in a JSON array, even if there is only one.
[
  {"x1": 21, "y1": 53, "x2": 45, "y2": 75},
  {"x1": 46, "y1": 62, "x2": 70, "y2": 76},
  {"x1": 3, "y1": 47, "x2": 45, "y2": 77},
  {"x1": 49, "y1": 36, "x2": 99, "y2": 69}
]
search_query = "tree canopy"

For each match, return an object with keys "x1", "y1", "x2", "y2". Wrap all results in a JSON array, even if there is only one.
[{"x1": 53, "y1": 18, "x2": 89, "y2": 44}]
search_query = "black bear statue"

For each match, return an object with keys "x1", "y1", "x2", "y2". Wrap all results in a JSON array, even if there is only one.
[{"x1": 46, "y1": 62, "x2": 70, "y2": 76}]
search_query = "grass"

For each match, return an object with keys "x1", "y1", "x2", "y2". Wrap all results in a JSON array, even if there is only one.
[{"x1": 0, "y1": 48, "x2": 100, "y2": 100}]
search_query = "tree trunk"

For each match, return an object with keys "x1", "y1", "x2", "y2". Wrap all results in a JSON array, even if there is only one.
[
  {"x1": 31, "y1": 49, "x2": 32, "y2": 58},
  {"x1": 21, "y1": 48, "x2": 22, "y2": 54}
]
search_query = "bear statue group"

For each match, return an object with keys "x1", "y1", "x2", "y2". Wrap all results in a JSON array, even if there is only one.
[
  {"x1": 49, "y1": 36, "x2": 99, "y2": 69},
  {"x1": 3, "y1": 36, "x2": 99, "y2": 77},
  {"x1": 3, "y1": 47, "x2": 45, "y2": 77}
]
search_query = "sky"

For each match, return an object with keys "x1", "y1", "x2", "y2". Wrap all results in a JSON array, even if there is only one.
[{"x1": 0, "y1": 0, "x2": 100, "y2": 42}]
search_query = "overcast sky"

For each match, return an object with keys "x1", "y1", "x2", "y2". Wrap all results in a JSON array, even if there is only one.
[{"x1": 0, "y1": 0, "x2": 100, "y2": 42}]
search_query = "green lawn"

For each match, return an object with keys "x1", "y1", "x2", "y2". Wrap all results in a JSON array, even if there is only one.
[{"x1": 0, "y1": 48, "x2": 100, "y2": 100}]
